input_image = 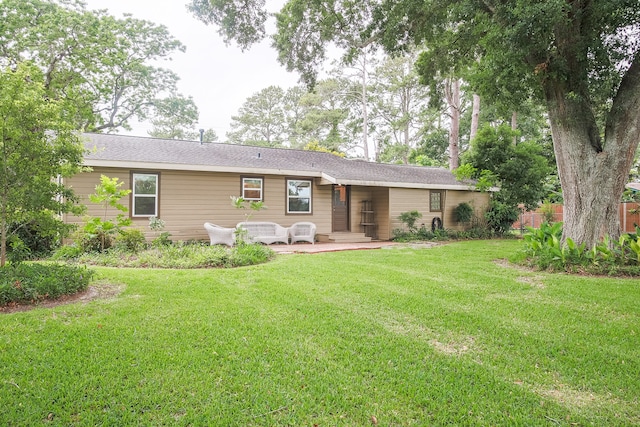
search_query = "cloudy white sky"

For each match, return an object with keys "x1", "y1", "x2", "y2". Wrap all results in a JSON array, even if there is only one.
[{"x1": 84, "y1": 0, "x2": 300, "y2": 139}]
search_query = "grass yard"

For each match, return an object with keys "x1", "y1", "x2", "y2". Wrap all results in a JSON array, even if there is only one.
[{"x1": 0, "y1": 240, "x2": 638, "y2": 426}]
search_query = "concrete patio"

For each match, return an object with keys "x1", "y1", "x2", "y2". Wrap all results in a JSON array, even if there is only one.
[
  {"x1": 270, "y1": 241, "x2": 399, "y2": 254},
  {"x1": 269, "y1": 241, "x2": 442, "y2": 254}
]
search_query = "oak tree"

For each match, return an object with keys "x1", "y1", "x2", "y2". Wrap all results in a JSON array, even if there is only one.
[
  {"x1": 0, "y1": 0, "x2": 188, "y2": 132},
  {"x1": 191, "y1": 0, "x2": 640, "y2": 247}
]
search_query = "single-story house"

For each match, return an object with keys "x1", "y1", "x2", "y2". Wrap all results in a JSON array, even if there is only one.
[{"x1": 63, "y1": 133, "x2": 490, "y2": 242}]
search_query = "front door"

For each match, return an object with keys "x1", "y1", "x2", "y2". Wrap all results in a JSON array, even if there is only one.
[{"x1": 332, "y1": 185, "x2": 350, "y2": 232}]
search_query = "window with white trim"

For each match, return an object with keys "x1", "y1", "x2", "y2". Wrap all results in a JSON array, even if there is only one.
[
  {"x1": 132, "y1": 173, "x2": 158, "y2": 217},
  {"x1": 242, "y1": 177, "x2": 263, "y2": 201},
  {"x1": 287, "y1": 179, "x2": 312, "y2": 213},
  {"x1": 430, "y1": 191, "x2": 442, "y2": 212}
]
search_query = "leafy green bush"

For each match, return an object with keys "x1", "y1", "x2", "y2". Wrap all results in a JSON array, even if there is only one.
[
  {"x1": 115, "y1": 228, "x2": 147, "y2": 253},
  {"x1": 454, "y1": 202, "x2": 474, "y2": 224},
  {"x1": 7, "y1": 215, "x2": 71, "y2": 260},
  {"x1": 522, "y1": 222, "x2": 640, "y2": 275},
  {"x1": 6, "y1": 237, "x2": 31, "y2": 265},
  {"x1": 148, "y1": 217, "x2": 172, "y2": 247},
  {"x1": 398, "y1": 211, "x2": 422, "y2": 232},
  {"x1": 152, "y1": 232, "x2": 172, "y2": 248},
  {"x1": 392, "y1": 223, "x2": 495, "y2": 242},
  {"x1": 485, "y1": 200, "x2": 519, "y2": 235},
  {"x1": 51, "y1": 244, "x2": 84, "y2": 260},
  {"x1": 80, "y1": 175, "x2": 132, "y2": 252},
  {"x1": 0, "y1": 263, "x2": 93, "y2": 306},
  {"x1": 228, "y1": 243, "x2": 274, "y2": 266}
]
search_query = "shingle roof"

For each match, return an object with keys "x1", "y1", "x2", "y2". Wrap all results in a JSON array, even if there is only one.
[{"x1": 82, "y1": 133, "x2": 473, "y2": 190}]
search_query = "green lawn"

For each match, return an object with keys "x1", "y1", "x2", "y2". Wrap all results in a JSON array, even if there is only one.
[{"x1": 1, "y1": 240, "x2": 638, "y2": 426}]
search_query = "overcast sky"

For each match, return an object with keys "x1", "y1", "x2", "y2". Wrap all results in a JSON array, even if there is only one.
[{"x1": 84, "y1": 0, "x2": 300, "y2": 139}]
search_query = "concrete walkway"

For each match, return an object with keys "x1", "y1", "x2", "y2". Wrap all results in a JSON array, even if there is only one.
[{"x1": 270, "y1": 241, "x2": 399, "y2": 254}]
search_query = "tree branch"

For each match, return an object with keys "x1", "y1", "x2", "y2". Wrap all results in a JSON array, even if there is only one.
[{"x1": 605, "y1": 49, "x2": 640, "y2": 150}]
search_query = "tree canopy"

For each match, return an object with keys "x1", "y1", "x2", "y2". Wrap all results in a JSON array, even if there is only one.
[
  {"x1": 0, "y1": 63, "x2": 85, "y2": 266},
  {"x1": 148, "y1": 96, "x2": 201, "y2": 140},
  {"x1": 0, "y1": 0, "x2": 189, "y2": 133},
  {"x1": 191, "y1": 0, "x2": 640, "y2": 247},
  {"x1": 227, "y1": 86, "x2": 289, "y2": 147},
  {"x1": 462, "y1": 124, "x2": 551, "y2": 211}
]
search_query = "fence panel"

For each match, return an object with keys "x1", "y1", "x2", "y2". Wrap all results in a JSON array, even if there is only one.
[{"x1": 512, "y1": 203, "x2": 640, "y2": 233}]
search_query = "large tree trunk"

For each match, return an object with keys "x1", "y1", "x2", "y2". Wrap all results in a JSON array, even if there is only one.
[
  {"x1": 361, "y1": 55, "x2": 370, "y2": 161},
  {"x1": 544, "y1": 58, "x2": 640, "y2": 247},
  {"x1": 470, "y1": 93, "x2": 480, "y2": 141},
  {"x1": 446, "y1": 78, "x2": 461, "y2": 170}
]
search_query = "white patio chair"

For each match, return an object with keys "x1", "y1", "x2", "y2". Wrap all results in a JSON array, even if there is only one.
[
  {"x1": 289, "y1": 222, "x2": 316, "y2": 244},
  {"x1": 204, "y1": 222, "x2": 235, "y2": 246}
]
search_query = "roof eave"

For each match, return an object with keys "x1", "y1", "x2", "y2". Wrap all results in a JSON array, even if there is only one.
[
  {"x1": 83, "y1": 160, "x2": 486, "y2": 191},
  {"x1": 325, "y1": 177, "x2": 480, "y2": 191},
  {"x1": 84, "y1": 159, "x2": 324, "y2": 177}
]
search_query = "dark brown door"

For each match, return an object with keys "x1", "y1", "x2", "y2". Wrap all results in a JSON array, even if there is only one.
[{"x1": 332, "y1": 185, "x2": 350, "y2": 232}]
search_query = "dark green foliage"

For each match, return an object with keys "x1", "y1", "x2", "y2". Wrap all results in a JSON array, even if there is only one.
[
  {"x1": 0, "y1": 264, "x2": 93, "y2": 306},
  {"x1": 6, "y1": 238, "x2": 31, "y2": 265},
  {"x1": 410, "y1": 129, "x2": 449, "y2": 167},
  {"x1": 463, "y1": 124, "x2": 551, "y2": 210},
  {"x1": 460, "y1": 124, "x2": 551, "y2": 235},
  {"x1": 521, "y1": 223, "x2": 640, "y2": 275},
  {"x1": 392, "y1": 224, "x2": 495, "y2": 242},
  {"x1": 485, "y1": 199, "x2": 520, "y2": 235},
  {"x1": 7, "y1": 215, "x2": 72, "y2": 260},
  {"x1": 115, "y1": 229, "x2": 147, "y2": 253},
  {"x1": 453, "y1": 202, "x2": 473, "y2": 224},
  {"x1": 0, "y1": 63, "x2": 85, "y2": 266}
]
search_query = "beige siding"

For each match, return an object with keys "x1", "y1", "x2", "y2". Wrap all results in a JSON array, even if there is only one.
[
  {"x1": 444, "y1": 190, "x2": 490, "y2": 230},
  {"x1": 386, "y1": 188, "x2": 490, "y2": 236},
  {"x1": 389, "y1": 188, "x2": 431, "y2": 234},
  {"x1": 65, "y1": 168, "x2": 334, "y2": 242},
  {"x1": 64, "y1": 167, "x2": 489, "y2": 243},
  {"x1": 349, "y1": 186, "x2": 373, "y2": 234},
  {"x1": 348, "y1": 186, "x2": 390, "y2": 240},
  {"x1": 64, "y1": 167, "x2": 132, "y2": 222},
  {"x1": 371, "y1": 187, "x2": 390, "y2": 239}
]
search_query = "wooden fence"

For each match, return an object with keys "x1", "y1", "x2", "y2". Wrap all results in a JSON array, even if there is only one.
[{"x1": 513, "y1": 203, "x2": 640, "y2": 233}]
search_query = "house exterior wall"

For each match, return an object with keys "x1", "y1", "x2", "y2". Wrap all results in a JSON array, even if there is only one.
[
  {"x1": 64, "y1": 167, "x2": 488, "y2": 243},
  {"x1": 444, "y1": 190, "x2": 490, "y2": 229},
  {"x1": 371, "y1": 187, "x2": 390, "y2": 240},
  {"x1": 389, "y1": 188, "x2": 431, "y2": 234},
  {"x1": 387, "y1": 188, "x2": 490, "y2": 237},
  {"x1": 348, "y1": 186, "x2": 390, "y2": 240},
  {"x1": 65, "y1": 167, "x2": 333, "y2": 242}
]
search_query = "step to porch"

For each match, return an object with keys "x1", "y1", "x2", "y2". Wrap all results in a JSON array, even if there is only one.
[{"x1": 316, "y1": 232, "x2": 372, "y2": 243}]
